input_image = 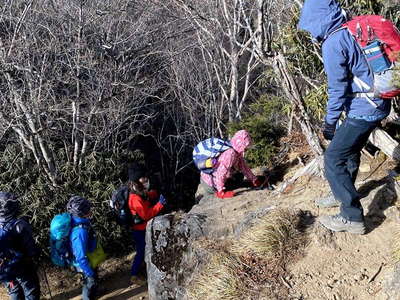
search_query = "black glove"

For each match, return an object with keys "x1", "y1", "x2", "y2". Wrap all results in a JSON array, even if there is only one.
[{"x1": 323, "y1": 122, "x2": 336, "y2": 141}]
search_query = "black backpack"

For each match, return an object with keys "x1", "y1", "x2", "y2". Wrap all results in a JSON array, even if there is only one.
[
  {"x1": 110, "y1": 186, "x2": 144, "y2": 226},
  {"x1": 110, "y1": 186, "x2": 132, "y2": 226},
  {"x1": 0, "y1": 220, "x2": 23, "y2": 282}
]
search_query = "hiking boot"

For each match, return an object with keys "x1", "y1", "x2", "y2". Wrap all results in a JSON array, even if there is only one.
[
  {"x1": 319, "y1": 215, "x2": 366, "y2": 234},
  {"x1": 315, "y1": 193, "x2": 340, "y2": 208},
  {"x1": 130, "y1": 275, "x2": 147, "y2": 286}
]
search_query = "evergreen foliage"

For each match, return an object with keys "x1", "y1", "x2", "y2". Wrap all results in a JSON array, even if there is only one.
[
  {"x1": 0, "y1": 145, "x2": 144, "y2": 255},
  {"x1": 228, "y1": 96, "x2": 287, "y2": 168}
]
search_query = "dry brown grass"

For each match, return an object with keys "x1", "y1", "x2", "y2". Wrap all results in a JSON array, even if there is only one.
[
  {"x1": 188, "y1": 250, "x2": 247, "y2": 300},
  {"x1": 187, "y1": 209, "x2": 310, "y2": 300},
  {"x1": 232, "y1": 209, "x2": 307, "y2": 259}
]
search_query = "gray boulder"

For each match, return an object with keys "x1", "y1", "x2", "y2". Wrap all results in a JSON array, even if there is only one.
[{"x1": 145, "y1": 213, "x2": 208, "y2": 300}]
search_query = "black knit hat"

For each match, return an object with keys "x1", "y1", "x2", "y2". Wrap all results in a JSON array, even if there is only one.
[
  {"x1": 67, "y1": 195, "x2": 91, "y2": 217},
  {"x1": 128, "y1": 162, "x2": 147, "y2": 183},
  {"x1": 0, "y1": 192, "x2": 20, "y2": 217}
]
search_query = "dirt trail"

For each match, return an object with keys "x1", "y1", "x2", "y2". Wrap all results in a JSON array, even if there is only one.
[
  {"x1": 53, "y1": 271, "x2": 148, "y2": 300},
  {"x1": 0, "y1": 256, "x2": 148, "y2": 300},
  {"x1": 274, "y1": 161, "x2": 398, "y2": 300}
]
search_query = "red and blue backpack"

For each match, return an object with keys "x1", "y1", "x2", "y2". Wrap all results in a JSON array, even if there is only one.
[{"x1": 344, "y1": 15, "x2": 400, "y2": 99}]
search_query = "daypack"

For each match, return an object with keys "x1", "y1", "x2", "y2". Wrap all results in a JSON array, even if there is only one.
[
  {"x1": 109, "y1": 186, "x2": 144, "y2": 226},
  {"x1": 110, "y1": 186, "x2": 132, "y2": 226},
  {"x1": 193, "y1": 137, "x2": 231, "y2": 174},
  {"x1": 0, "y1": 220, "x2": 23, "y2": 282},
  {"x1": 343, "y1": 15, "x2": 400, "y2": 99},
  {"x1": 50, "y1": 213, "x2": 75, "y2": 267},
  {"x1": 86, "y1": 242, "x2": 107, "y2": 269}
]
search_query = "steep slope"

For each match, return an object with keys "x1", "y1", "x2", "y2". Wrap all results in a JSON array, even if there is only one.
[
  {"x1": 281, "y1": 173, "x2": 398, "y2": 300},
  {"x1": 145, "y1": 157, "x2": 400, "y2": 299}
]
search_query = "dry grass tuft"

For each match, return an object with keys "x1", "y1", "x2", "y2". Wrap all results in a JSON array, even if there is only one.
[
  {"x1": 232, "y1": 209, "x2": 307, "y2": 259},
  {"x1": 188, "y1": 250, "x2": 247, "y2": 300},
  {"x1": 187, "y1": 209, "x2": 310, "y2": 300}
]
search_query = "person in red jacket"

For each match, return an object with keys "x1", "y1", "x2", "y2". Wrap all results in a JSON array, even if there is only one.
[{"x1": 127, "y1": 163, "x2": 166, "y2": 286}]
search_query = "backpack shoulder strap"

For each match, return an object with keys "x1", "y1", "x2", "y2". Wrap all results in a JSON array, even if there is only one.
[
  {"x1": 71, "y1": 222, "x2": 90, "y2": 231},
  {"x1": 0, "y1": 219, "x2": 19, "y2": 233},
  {"x1": 69, "y1": 222, "x2": 94, "y2": 245}
]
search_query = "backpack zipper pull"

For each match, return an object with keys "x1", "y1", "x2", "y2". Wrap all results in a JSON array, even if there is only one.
[
  {"x1": 356, "y1": 22, "x2": 362, "y2": 41},
  {"x1": 367, "y1": 25, "x2": 373, "y2": 42}
]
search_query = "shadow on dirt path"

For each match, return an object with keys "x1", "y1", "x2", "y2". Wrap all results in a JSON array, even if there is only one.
[{"x1": 52, "y1": 271, "x2": 148, "y2": 300}]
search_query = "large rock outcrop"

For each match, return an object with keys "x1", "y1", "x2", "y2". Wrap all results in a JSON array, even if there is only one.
[
  {"x1": 145, "y1": 213, "x2": 208, "y2": 300},
  {"x1": 145, "y1": 187, "x2": 275, "y2": 300}
]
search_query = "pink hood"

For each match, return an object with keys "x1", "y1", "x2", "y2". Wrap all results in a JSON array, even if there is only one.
[{"x1": 230, "y1": 130, "x2": 251, "y2": 154}]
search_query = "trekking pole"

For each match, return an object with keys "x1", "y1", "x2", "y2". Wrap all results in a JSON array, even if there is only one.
[{"x1": 41, "y1": 268, "x2": 53, "y2": 300}]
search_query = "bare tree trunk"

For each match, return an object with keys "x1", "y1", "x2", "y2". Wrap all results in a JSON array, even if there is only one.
[
  {"x1": 4, "y1": 72, "x2": 58, "y2": 185},
  {"x1": 73, "y1": 1, "x2": 84, "y2": 168},
  {"x1": 229, "y1": 54, "x2": 239, "y2": 122},
  {"x1": 369, "y1": 127, "x2": 400, "y2": 161},
  {"x1": 277, "y1": 155, "x2": 324, "y2": 193},
  {"x1": 273, "y1": 53, "x2": 324, "y2": 156}
]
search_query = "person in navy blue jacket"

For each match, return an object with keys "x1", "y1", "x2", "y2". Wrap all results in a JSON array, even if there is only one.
[
  {"x1": 67, "y1": 196, "x2": 98, "y2": 300},
  {"x1": 298, "y1": 0, "x2": 391, "y2": 234},
  {"x1": 0, "y1": 192, "x2": 40, "y2": 300}
]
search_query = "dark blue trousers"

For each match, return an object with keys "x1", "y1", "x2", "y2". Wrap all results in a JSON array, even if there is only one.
[
  {"x1": 324, "y1": 118, "x2": 378, "y2": 222},
  {"x1": 4, "y1": 267, "x2": 40, "y2": 300},
  {"x1": 131, "y1": 230, "x2": 146, "y2": 276}
]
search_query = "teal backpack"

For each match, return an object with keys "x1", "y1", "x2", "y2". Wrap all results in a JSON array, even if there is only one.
[{"x1": 49, "y1": 213, "x2": 74, "y2": 267}]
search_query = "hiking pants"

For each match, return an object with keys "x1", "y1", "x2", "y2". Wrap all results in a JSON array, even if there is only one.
[
  {"x1": 324, "y1": 118, "x2": 378, "y2": 222},
  {"x1": 131, "y1": 230, "x2": 146, "y2": 276},
  {"x1": 82, "y1": 274, "x2": 97, "y2": 300},
  {"x1": 4, "y1": 268, "x2": 40, "y2": 300}
]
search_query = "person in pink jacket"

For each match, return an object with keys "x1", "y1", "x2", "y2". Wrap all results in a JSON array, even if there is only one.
[{"x1": 196, "y1": 130, "x2": 262, "y2": 201}]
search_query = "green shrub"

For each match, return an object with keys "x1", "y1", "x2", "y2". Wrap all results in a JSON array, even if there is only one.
[
  {"x1": 227, "y1": 96, "x2": 287, "y2": 168},
  {"x1": 0, "y1": 145, "x2": 144, "y2": 257},
  {"x1": 303, "y1": 83, "x2": 328, "y2": 121}
]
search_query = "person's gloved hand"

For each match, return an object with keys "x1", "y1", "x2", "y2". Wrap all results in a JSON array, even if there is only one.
[
  {"x1": 252, "y1": 178, "x2": 263, "y2": 188},
  {"x1": 158, "y1": 194, "x2": 167, "y2": 205},
  {"x1": 215, "y1": 190, "x2": 235, "y2": 199},
  {"x1": 323, "y1": 122, "x2": 336, "y2": 141},
  {"x1": 8, "y1": 281, "x2": 15, "y2": 289}
]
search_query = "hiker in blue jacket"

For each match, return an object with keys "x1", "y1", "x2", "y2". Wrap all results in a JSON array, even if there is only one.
[
  {"x1": 67, "y1": 196, "x2": 98, "y2": 300},
  {"x1": 0, "y1": 192, "x2": 40, "y2": 300},
  {"x1": 298, "y1": 0, "x2": 391, "y2": 234}
]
